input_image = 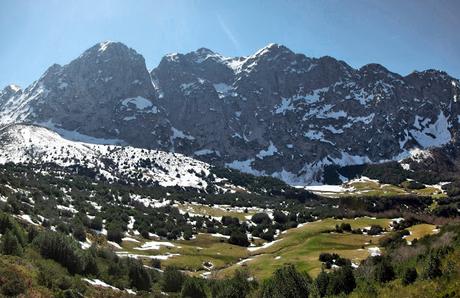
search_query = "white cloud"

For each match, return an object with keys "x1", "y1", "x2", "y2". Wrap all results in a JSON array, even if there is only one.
[{"x1": 216, "y1": 14, "x2": 241, "y2": 53}]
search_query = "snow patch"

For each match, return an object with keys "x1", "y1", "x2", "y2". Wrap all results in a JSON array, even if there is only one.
[
  {"x1": 367, "y1": 247, "x2": 381, "y2": 256},
  {"x1": 121, "y1": 96, "x2": 158, "y2": 113},
  {"x1": 83, "y1": 278, "x2": 119, "y2": 291},
  {"x1": 409, "y1": 111, "x2": 451, "y2": 148},
  {"x1": 134, "y1": 241, "x2": 175, "y2": 250},
  {"x1": 213, "y1": 83, "x2": 236, "y2": 98},
  {"x1": 39, "y1": 120, "x2": 124, "y2": 145},
  {"x1": 256, "y1": 141, "x2": 278, "y2": 159}
]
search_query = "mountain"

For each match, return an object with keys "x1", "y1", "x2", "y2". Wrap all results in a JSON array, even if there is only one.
[
  {"x1": 1, "y1": 41, "x2": 460, "y2": 185},
  {"x1": 0, "y1": 124, "x2": 235, "y2": 191}
]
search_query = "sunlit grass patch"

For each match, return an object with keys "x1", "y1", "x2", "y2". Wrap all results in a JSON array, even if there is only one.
[
  {"x1": 215, "y1": 217, "x2": 391, "y2": 280},
  {"x1": 405, "y1": 223, "x2": 438, "y2": 242}
]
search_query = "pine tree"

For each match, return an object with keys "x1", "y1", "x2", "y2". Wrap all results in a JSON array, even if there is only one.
[
  {"x1": 327, "y1": 265, "x2": 356, "y2": 295},
  {"x1": 84, "y1": 251, "x2": 99, "y2": 276},
  {"x1": 1, "y1": 229, "x2": 23, "y2": 256},
  {"x1": 72, "y1": 224, "x2": 86, "y2": 242},
  {"x1": 211, "y1": 269, "x2": 252, "y2": 298},
  {"x1": 129, "y1": 260, "x2": 152, "y2": 291},
  {"x1": 340, "y1": 265, "x2": 356, "y2": 294},
  {"x1": 374, "y1": 258, "x2": 395, "y2": 283},
  {"x1": 162, "y1": 266, "x2": 185, "y2": 292},
  {"x1": 228, "y1": 230, "x2": 249, "y2": 247},
  {"x1": 90, "y1": 217, "x2": 103, "y2": 231},
  {"x1": 34, "y1": 231, "x2": 86, "y2": 274},
  {"x1": 261, "y1": 264, "x2": 311, "y2": 298},
  {"x1": 107, "y1": 223, "x2": 124, "y2": 244},
  {"x1": 315, "y1": 270, "x2": 329, "y2": 297},
  {"x1": 423, "y1": 252, "x2": 442, "y2": 279}
]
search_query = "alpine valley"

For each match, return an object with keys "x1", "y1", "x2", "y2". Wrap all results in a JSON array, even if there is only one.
[{"x1": 1, "y1": 42, "x2": 460, "y2": 297}]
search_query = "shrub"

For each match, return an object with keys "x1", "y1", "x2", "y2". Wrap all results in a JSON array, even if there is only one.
[
  {"x1": 210, "y1": 269, "x2": 252, "y2": 298},
  {"x1": 0, "y1": 213, "x2": 26, "y2": 246},
  {"x1": 433, "y1": 205, "x2": 459, "y2": 218},
  {"x1": 315, "y1": 270, "x2": 329, "y2": 297},
  {"x1": 33, "y1": 231, "x2": 86, "y2": 274},
  {"x1": 181, "y1": 278, "x2": 206, "y2": 298},
  {"x1": 374, "y1": 258, "x2": 395, "y2": 283},
  {"x1": 422, "y1": 252, "x2": 442, "y2": 279},
  {"x1": 128, "y1": 259, "x2": 152, "y2": 291},
  {"x1": 402, "y1": 267, "x2": 418, "y2": 285},
  {"x1": 89, "y1": 217, "x2": 103, "y2": 231},
  {"x1": 107, "y1": 223, "x2": 124, "y2": 244},
  {"x1": 259, "y1": 230, "x2": 275, "y2": 242},
  {"x1": 401, "y1": 180, "x2": 425, "y2": 190},
  {"x1": 222, "y1": 216, "x2": 239, "y2": 226},
  {"x1": 273, "y1": 210, "x2": 288, "y2": 224},
  {"x1": 319, "y1": 253, "x2": 335, "y2": 263},
  {"x1": 228, "y1": 230, "x2": 250, "y2": 247},
  {"x1": 72, "y1": 224, "x2": 86, "y2": 242},
  {"x1": 368, "y1": 225, "x2": 384, "y2": 235},
  {"x1": 1, "y1": 230, "x2": 23, "y2": 256},
  {"x1": 327, "y1": 265, "x2": 356, "y2": 295},
  {"x1": 84, "y1": 252, "x2": 99, "y2": 276},
  {"x1": 151, "y1": 259, "x2": 161, "y2": 269},
  {"x1": 261, "y1": 264, "x2": 311, "y2": 298},
  {"x1": 162, "y1": 266, "x2": 185, "y2": 292},
  {"x1": 251, "y1": 213, "x2": 271, "y2": 225},
  {"x1": 56, "y1": 222, "x2": 70, "y2": 234},
  {"x1": 340, "y1": 223, "x2": 352, "y2": 232},
  {"x1": 0, "y1": 266, "x2": 28, "y2": 296}
]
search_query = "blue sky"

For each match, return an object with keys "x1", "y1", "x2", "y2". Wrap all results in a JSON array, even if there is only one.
[{"x1": 1, "y1": 0, "x2": 459, "y2": 88}]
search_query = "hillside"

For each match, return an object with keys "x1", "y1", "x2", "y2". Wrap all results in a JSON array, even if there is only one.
[
  {"x1": 1, "y1": 42, "x2": 459, "y2": 184},
  {"x1": 0, "y1": 160, "x2": 457, "y2": 296},
  {"x1": 0, "y1": 124, "x2": 228, "y2": 191}
]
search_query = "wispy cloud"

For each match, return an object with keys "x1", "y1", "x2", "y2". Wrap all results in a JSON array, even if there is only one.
[{"x1": 216, "y1": 14, "x2": 241, "y2": 53}]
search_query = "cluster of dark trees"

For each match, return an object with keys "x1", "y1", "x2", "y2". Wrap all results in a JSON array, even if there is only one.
[
  {"x1": 0, "y1": 163, "x2": 419, "y2": 252},
  {"x1": 218, "y1": 210, "x2": 314, "y2": 247},
  {"x1": 318, "y1": 253, "x2": 351, "y2": 269},
  {"x1": 0, "y1": 161, "x2": 455, "y2": 258},
  {"x1": 1, "y1": 212, "x2": 457, "y2": 297}
]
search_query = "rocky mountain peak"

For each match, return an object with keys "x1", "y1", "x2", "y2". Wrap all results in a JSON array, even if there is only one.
[
  {"x1": 0, "y1": 84, "x2": 22, "y2": 108},
  {"x1": 1, "y1": 42, "x2": 460, "y2": 185},
  {"x1": 81, "y1": 41, "x2": 137, "y2": 58},
  {"x1": 185, "y1": 47, "x2": 227, "y2": 66},
  {"x1": 1, "y1": 84, "x2": 21, "y2": 97},
  {"x1": 359, "y1": 63, "x2": 389, "y2": 72},
  {"x1": 192, "y1": 47, "x2": 217, "y2": 57},
  {"x1": 254, "y1": 43, "x2": 293, "y2": 56},
  {"x1": 0, "y1": 41, "x2": 159, "y2": 142}
]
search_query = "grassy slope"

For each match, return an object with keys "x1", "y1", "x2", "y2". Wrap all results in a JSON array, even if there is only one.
[
  {"x1": 115, "y1": 216, "x2": 440, "y2": 283},
  {"x1": 405, "y1": 224, "x2": 437, "y2": 242},
  {"x1": 176, "y1": 202, "x2": 255, "y2": 221},
  {"x1": 0, "y1": 216, "x2": 441, "y2": 296},
  {"x1": 314, "y1": 180, "x2": 446, "y2": 198},
  {"x1": 216, "y1": 217, "x2": 391, "y2": 280},
  {"x1": 121, "y1": 233, "x2": 250, "y2": 271}
]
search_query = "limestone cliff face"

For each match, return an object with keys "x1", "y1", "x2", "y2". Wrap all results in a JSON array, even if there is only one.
[{"x1": 1, "y1": 42, "x2": 459, "y2": 184}]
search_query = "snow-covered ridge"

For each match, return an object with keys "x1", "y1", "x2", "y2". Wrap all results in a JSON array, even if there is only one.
[
  {"x1": 0, "y1": 124, "x2": 217, "y2": 190},
  {"x1": 1, "y1": 41, "x2": 459, "y2": 188}
]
